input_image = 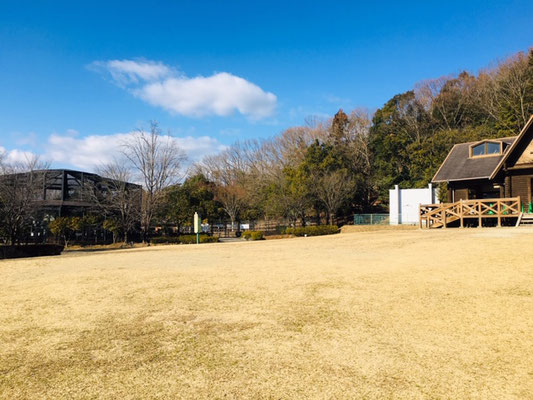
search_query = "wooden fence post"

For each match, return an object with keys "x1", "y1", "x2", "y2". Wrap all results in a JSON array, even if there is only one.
[
  {"x1": 478, "y1": 200, "x2": 482, "y2": 228},
  {"x1": 460, "y1": 199, "x2": 464, "y2": 228},
  {"x1": 497, "y1": 200, "x2": 501, "y2": 227}
]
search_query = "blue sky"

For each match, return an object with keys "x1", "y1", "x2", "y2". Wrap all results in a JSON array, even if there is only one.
[{"x1": 1, "y1": 0, "x2": 532, "y2": 171}]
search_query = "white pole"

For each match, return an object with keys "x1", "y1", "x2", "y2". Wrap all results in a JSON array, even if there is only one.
[{"x1": 194, "y1": 212, "x2": 200, "y2": 244}]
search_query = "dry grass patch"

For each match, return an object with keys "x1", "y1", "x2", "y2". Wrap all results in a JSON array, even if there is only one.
[{"x1": 1, "y1": 228, "x2": 533, "y2": 399}]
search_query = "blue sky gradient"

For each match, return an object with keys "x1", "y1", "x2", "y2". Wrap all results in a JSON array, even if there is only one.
[{"x1": 0, "y1": 1, "x2": 532, "y2": 170}]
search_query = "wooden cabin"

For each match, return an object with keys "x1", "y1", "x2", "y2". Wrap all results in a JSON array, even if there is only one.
[
  {"x1": 433, "y1": 116, "x2": 533, "y2": 207},
  {"x1": 420, "y1": 116, "x2": 533, "y2": 228}
]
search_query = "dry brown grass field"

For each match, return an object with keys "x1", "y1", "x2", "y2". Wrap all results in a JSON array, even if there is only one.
[{"x1": 1, "y1": 227, "x2": 533, "y2": 399}]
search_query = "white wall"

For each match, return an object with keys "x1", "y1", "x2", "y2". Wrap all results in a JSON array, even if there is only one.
[{"x1": 389, "y1": 184, "x2": 439, "y2": 225}]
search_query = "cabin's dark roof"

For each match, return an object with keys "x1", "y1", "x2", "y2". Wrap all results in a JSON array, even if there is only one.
[{"x1": 432, "y1": 137, "x2": 516, "y2": 183}]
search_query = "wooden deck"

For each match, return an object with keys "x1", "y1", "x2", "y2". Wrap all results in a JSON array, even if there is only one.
[{"x1": 419, "y1": 197, "x2": 521, "y2": 229}]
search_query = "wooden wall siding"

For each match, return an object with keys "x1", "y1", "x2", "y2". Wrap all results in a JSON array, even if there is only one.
[
  {"x1": 507, "y1": 122, "x2": 533, "y2": 167},
  {"x1": 505, "y1": 176, "x2": 511, "y2": 197},
  {"x1": 454, "y1": 189, "x2": 469, "y2": 201},
  {"x1": 510, "y1": 175, "x2": 531, "y2": 203},
  {"x1": 515, "y1": 138, "x2": 533, "y2": 165}
]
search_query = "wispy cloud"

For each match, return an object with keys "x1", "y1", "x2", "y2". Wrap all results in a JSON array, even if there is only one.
[
  {"x1": 89, "y1": 59, "x2": 277, "y2": 119},
  {"x1": 219, "y1": 128, "x2": 241, "y2": 137},
  {"x1": 325, "y1": 94, "x2": 352, "y2": 105},
  {"x1": 13, "y1": 132, "x2": 39, "y2": 147},
  {"x1": 89, "y1": 59, "x2": 173, "y2": 86}
]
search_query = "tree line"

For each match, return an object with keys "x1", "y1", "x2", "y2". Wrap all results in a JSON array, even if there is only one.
[
  {"x1": 192, "y1": 48, "x2": 533, "y2": 225},
  {"x1": 1, "y1": 48, "x2": 532, "y2": 244}
]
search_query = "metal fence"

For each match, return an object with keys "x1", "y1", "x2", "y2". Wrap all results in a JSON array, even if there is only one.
[{"x1": 353, "y1": 213, "x2": 389, "y2": 225}]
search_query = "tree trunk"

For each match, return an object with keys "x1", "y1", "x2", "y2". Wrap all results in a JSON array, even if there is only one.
[{"x1": 328, "y1": 210, "x2": 335, "y2": 225}]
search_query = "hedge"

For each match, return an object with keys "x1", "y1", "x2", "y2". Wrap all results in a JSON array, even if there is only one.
[
  {"x1": 285, "y1": 225, "x2": 339, "y2": 237},
  {"x1": 242, "y1": 230, "x2": 264, "y2": 240},
  {"x1": 0, "y1": 244, "x2": 64, "y2": 259},
  {"x1": 150, "y1": 235, "x2": 218, "y2": 245},
  {"x1": 178, "y1": 235, "x2": 219, "y2": 244}
]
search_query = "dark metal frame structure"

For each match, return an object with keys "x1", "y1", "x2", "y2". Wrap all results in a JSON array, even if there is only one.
[{"x1": 2, "y1": 168, "x2": 142, "y2": 217}]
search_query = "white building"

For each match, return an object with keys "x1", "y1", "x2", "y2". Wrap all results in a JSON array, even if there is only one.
[{"x1": 389, "y1": 184, "x2": 439, "y2": 225}]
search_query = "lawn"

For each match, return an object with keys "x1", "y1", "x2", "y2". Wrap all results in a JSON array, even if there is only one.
[{"x1": 1, "y1": 227, "x2": 532, "y2": 399}]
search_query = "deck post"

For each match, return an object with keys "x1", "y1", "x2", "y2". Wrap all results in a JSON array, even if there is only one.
[
  {"x1": 459, "y1": 199, "x2": 464, "y2": 228},
  {"x1": 478, "y1": 200, "x2": 482, "y2": 228},
  {"x1": 497, "y1": 200, "x2": 501, "y2": 227},
  {"x1": 442, "y1": 208, "x2": 446, "y2": 228},
  {"x1": 419, "y1": 204, "x2": 422, "y2": 229}
]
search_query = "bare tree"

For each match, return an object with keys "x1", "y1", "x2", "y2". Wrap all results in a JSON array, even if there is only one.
[
  {"x1": 268, "y1": 172, "x2": 311, "y2": 227},
  {"x1": 200, "y1": 147, "x2": 248, "y2": 231},
  {"x1": 96, "y1": 161, "x2": 142, "y2": 243},
  {"x1": 316, "y1": 170, "x2": 354, "y2": 225},
  {"x1": 0, "y1": 155, "x2": 50, "y2": 245},
  {"x1": 121, "y1": 121, "x2": 187, "y2": 241},
  {"x1": 478, "y1": 51, "x2": 533, "y2": 132},
  {"x1": 0, "y1": 150, "x2": 5, "y2": 174}
]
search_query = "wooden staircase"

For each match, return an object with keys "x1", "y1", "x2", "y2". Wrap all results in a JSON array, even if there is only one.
[
  {"x1": 419, "y1": 197, "x2": 521, "y2": 229},
  {"x1": 517, "y1": 213, "x2": 533, "y2": 227}
]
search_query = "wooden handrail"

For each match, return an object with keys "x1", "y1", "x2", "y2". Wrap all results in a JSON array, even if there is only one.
[{"x1": 419, "y1": 197, "x2": 521, "y2": 229}]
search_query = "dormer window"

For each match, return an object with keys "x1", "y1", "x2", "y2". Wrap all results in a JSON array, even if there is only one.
[{"x1": 469, "y1": 140, "x2": 503, "y2": 158}]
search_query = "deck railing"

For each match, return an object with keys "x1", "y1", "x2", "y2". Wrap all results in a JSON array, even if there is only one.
[{"x1": 419, "y1": 197, "x2": 521, "y2": 228}]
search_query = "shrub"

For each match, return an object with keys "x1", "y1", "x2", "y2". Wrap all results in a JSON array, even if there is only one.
[
  {"x1": 151, "y1": 234, "x2": 218, "y2": 245},
  {"x1": 285, "y1": 225, "x2": 339, "y2": 237},
  {"x1": 242, "y1": 230, "x2": 264, "y2": 240},
  {"x1": 251, "y1": 231, "x2": 264, "y2": 240},
  {"x1": 0, "y1": 244, "x2": 64, "y2": 259},
  {"x1": 200, "y1": 236, "x2": 219, "y2": 243},
  {"x1": 150, "y1": 236, "x2": 180, "y2": 245},
  {"x1": 179, "y1": 234, "x2": 219, "y2": 244},
  {"x1": 178, "y1": 235, "x2": 198, "y2": 244}
]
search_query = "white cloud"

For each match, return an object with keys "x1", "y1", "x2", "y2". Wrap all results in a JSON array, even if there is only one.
[
  {"x1": 45, "y1": 133, "x2": 129, "y2": 170},
  {"x1": 0, "y1": 146, "x2": 39, "y2": 165},
  {"x1": 2, "y1": 129, "x2": 227, "y2": 173},
  {"x1": 91, "y1": 59, "x2": 277, "y2": 119},
  {"x1": 43, "y1": 131, "x2": 227, "y2": 171},
  {"x1": 89, "y1": 59, "x2": 173, "y2": 86}
]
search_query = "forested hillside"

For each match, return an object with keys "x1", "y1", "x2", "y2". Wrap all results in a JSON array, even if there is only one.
[{"x1": 175, "y1": 49, "x2": 532, "y2": 226}]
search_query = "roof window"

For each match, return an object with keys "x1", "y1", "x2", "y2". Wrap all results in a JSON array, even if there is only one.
[{"x1": 469, "y1": 141, "x2": 502, "y2": 158}]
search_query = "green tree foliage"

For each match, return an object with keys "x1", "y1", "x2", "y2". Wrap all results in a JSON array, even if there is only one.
[
  {"x1": 369, "y1": 91, "x2": 430, "y2": 200},
  {"x1": 49, "y1": 217, "x2": 82, "y2": 248},
  {"x1": 102, "y1": 219, "x2": 120, "y2": 244},
  {"x1": 330, "y1": 109, "x2": 350, "y2": 146},
  {"x1": 158, "y1": 174, "x2": 223, "y2": 233}
]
